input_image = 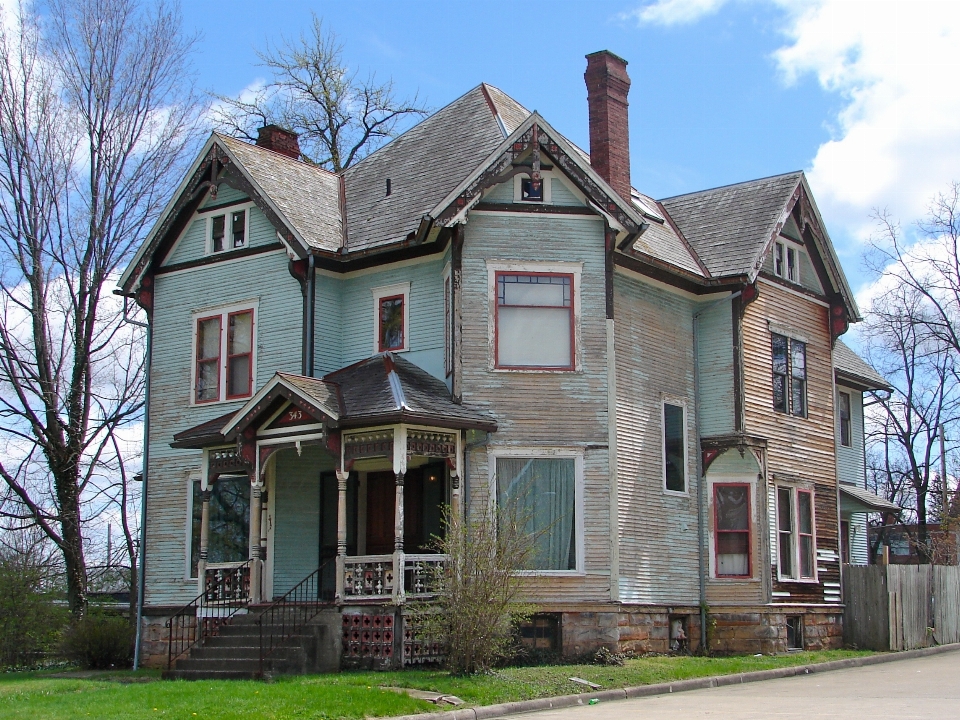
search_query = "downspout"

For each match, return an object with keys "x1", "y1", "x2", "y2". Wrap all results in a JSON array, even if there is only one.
[
  {"x1": 125, "y1": 297, "x2": 150, "y2": 671},
  {"x1": 693, "y1": 290, "x2": 742, "y2": 653},
  {"x1": 305, "y1": 254, "x2": 316, "y2": 376}
]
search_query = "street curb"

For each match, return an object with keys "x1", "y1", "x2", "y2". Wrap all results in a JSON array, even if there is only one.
[{"x1": 387, "y1": 643, "x2": 960, "y2": 720}]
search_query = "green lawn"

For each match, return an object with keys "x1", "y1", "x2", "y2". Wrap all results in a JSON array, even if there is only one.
[{"x1": 0, "y1": 650, "x2": 872, "y2": 720}]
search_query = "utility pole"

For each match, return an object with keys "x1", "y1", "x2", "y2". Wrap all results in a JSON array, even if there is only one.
[{"x1": 941, "y1": 426, "x2": 949, "y2": 522}]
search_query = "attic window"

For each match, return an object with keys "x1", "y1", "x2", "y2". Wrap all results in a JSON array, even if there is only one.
[
  {"x1": 521, "y1": 178, "x2": 543, "y2": 202},
  {"x1": 206, "y1": 205, "x2": 251, "y2": 254},
  {"x1": 386, "y1": 178, "x2": 392, "y2": 196},
  {"x1": 774, "y1": 240, "x2": 800, "y2": 284}
]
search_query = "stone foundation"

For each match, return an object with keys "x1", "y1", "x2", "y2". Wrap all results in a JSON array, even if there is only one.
[
  {"x1": 705, "y1": 606, "x2": 842, "y2": 654},
  {"x1": 138, "y1": 610, "x2": 179, "y2": 669}
]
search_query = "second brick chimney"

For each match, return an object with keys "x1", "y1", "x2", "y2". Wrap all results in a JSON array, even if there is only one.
[
  {"x1": 584, "y1": 51, "x2": 631, "y2": 202},
  {"x1": 256, "y1": 125, "x2": 301, "y2": 160}
]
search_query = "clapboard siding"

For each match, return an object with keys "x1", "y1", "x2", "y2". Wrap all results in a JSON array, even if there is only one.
[
  {"x1": 461, "y1": 211, "x2": 610, "y2": 603},
  {"x1": 836, "y1": 384, "x2": 865, "y2": 486},
  {"x1": 481, "y1": 175, "x2": 585, "y2": 206},
  {"x1": 339, "y1": 258, "x2": 445, "y2": 380},
  {"x1": 272, "y1": 446, "x2": 327, "y2": 595},
  {"x1": 613, "y1": 271, "x2": 699, "y2": 604},
  {"x1": 315, "y1": 273, "x2": 343, "y2": 375},
  {"x1": 144, "y1": 250, "x2": 304, "y2": 606},
  {"x1": 742, "y1": 280, "x2": 839, "y2": 604},
  {"x1": 162, "y1": 185, "x2": 275, "y2": 266},
  {"x1": 697, "y1": 300, "x2": 735, "y2": 437},
  {"x1": 849, "y1": 513, "x2": 870, "y2": 565}
]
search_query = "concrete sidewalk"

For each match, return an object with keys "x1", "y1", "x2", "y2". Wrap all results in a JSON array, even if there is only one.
[{"x1": 497, "y1": 650, "x2": 960, "y2": 720}]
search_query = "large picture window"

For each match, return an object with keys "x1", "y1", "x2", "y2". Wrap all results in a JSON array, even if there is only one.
[
  {"x1": 772, "y1": 333, "x2": 806, "y2": 417},
  {"x1": 495, "y1": 273, "x2": 573, "y2": 369},
  {"x1": 776, "y1": 486, "x2": 816, "y2": 581},
  {"x1": 495, "y1": 456, "x2": 578, "y2": 571},
  {"x1": 193, "y1": 304, "x2": 256, "y2": 404},
  {"x1": 714, "y1": 483, "x2": 751, "y2": 578},
  {"x1": 190, "y1": 475, "x2": 250, "y2": 578}
]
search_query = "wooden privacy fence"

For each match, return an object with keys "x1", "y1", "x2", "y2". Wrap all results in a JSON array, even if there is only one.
[{"x1": 844, "y1": 564, "x2": 960, "y2": 650}]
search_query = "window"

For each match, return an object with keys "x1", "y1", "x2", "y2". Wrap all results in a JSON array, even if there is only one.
[
  {"x1": 714, "y1": 483, "x2": 751, "y2": 578},
  {"x1": 663, "y1": 402, "x2": 686, "y2": 493},
  {"x1": 776, "y1": 486, "x2": 816, "y2": 581},
  {"x1": 208, "y1": 207, "x2": 249, "y2": 253},
  {"x1": 771, "y1": 333, "x2": 806, "y2": 417},
  {"x1": 773, "y1": 239, "x2": 800, "y2": 283},
  {"x1": 838, "y1": 392, "x2": 852, "y2": 447},
  {"x1": 521, "y1": 178, "x2": 543, "y2": 202},
  {"x1": 514, "y1": 173, "x2": 552, "y2": 203},
  {"x1": 495, "y1": 273, "x2": 573, "y2": 369},
  {"x1": 189, "y1": 475, "x2": 250, "y2": 578},
  {"x1": 495, "y1": 455, "x2": 579, "y2": 572},
  {"x1": 443, "y1": 269, "x2": 452, "y2": 376},
  {"x1": 193, "y1": 304, "x2": 256, "y2": 403},
  {"x1": 372, "y1": 283, "x2": 410, "y2": 353},
  {"x1": 786, "y1": 616, "x2": 804, "y2": 650}
]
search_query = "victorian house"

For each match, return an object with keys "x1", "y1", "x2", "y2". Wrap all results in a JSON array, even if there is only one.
[{"x1": 120, "y1": 50, "x2": 883, "y2": 675}]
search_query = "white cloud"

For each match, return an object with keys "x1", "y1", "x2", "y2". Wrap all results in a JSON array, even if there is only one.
[{"x1": 624, "y1": 0, "x2": 732, "y2": 25}]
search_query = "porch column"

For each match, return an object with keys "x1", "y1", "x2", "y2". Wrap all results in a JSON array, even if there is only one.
[
  {"x1": 450, "y1": 472, "x2": 461, "y2": 521},
  {"x1": 198, "y1": 488, "x2": 211, "y2": 595},
  {"x1": 335, "y1": 470, "x2": 349, "y2": 603},
  {"x1": 393, "y1": 472, "x2": 405, "y2": 605},
  {"x1": 249, "y1": 479, "x2": 263, "y2": 604}
]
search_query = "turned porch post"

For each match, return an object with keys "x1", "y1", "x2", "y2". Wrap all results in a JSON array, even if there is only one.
[
  {"x1": 198, "y1": 455, "x2": 212, "y2": 595},
  {"x1": 393, "y1": 471, "x2": 405, "y2": 605},
  {"x1": 249, "y1": 478, "x2": 263, "y2": 604},
  {"x1": 335, "y1": 470, "x2": 349, "y2": 602}
]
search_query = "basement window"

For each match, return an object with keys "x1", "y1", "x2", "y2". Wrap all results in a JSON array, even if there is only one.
[
  {"x1": 519, "y1": 614, "x2": 561, "y2": 652},
  {"x1": 786, "y1": 616, "x2": 804, "y2": 650}
]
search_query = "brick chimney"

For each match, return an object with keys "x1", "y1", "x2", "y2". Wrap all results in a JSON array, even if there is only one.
[
  {"x1": 256, "y1": 125, "x2": 301, "y2": 160},
  {"x1": 584, "y1": 51, "x2": 631, "y2": 202}
]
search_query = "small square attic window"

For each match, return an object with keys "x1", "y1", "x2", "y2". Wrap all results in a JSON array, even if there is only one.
[{"x1": 521, "y1": 178, "x2": 543, "y2": 202}]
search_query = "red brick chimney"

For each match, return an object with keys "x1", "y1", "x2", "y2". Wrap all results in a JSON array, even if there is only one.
[
  {"x1": 256, "y1": 125, "x2": 301, "y2": 160},
  {"x1": 584, "y1": 51, "x2": 631, "y2": 202}
]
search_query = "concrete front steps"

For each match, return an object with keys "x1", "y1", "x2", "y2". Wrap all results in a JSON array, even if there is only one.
[{"x1": 163, "y1": 607, "x2": 341, "y2": 680}]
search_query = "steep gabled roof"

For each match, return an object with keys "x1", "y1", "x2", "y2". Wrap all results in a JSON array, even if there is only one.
[
  {"x1": 834, "y1": 339, "x2": 892, "y2": 392},
  {"x1": 659, "y1": 171, "x2": 803, "y2": 279},
  {"x1": 341, "y1": 84, "x2": 529, "y2": 252}
]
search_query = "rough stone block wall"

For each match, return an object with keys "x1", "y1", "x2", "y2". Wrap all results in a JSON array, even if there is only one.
[
  {"x1": 139, "y1": 614, "x2": 173, "y2": 669},
  {"x1": 561, "y1": 611, "x2": 620, "y2": 657},
  {"x1": 708, "y1": 608, "x2": 842, "y2": 654}
]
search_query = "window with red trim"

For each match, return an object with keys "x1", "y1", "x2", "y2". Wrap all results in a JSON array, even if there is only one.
[
  {"x1": 495, "y1": 272, "x2": 573, "y2": 369},
  {"x1": 714, "y1": 483, "x2": 751, "y2": 578},
  {"x1": 193, "y1": 306, "x2": 255, "y2": 403},
  {"x1": 378, "y1": 295, "x2": 405, "y2": 352}
]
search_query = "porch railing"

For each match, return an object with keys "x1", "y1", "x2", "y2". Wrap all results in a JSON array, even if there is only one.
[
  {"x1": 166, "y1": 560, "x2": 253, "y2": 669},
  {"x1": 341, "y1": 553, "x2": 447, "y2": 601},
  {"x1": 256, "y1": 559, "x2": 335, "y2": 676},
  {"x1": 404, "y1": 554, "x2": 448, "y2": 598}
]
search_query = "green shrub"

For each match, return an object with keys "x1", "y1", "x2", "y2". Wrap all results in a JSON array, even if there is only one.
[
  {"x1": 60, "y1": 614, "x2": 134, "y2": 669},
  {"x1": 0, "y1": 546, "x2": 69, "y2": 668}
]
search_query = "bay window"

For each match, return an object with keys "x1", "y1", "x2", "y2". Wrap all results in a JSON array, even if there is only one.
[
  {"x1": 495, "y1": 454, "x2": 580, "y2": 572},
  {"x1": 776, "y1": 485, "x2": 816, "y2": 581},
  {"x1": 714, "y1": 483, "x2": 751, "y2": 578},
  {"x1": 193, "y1": 304, "x2": 256, "y2": 404}
]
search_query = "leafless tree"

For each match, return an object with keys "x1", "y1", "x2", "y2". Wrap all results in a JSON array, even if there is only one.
[
  {"x1": 0, "y1": 0, "x2": 200, "y2": 616},
  {"x1": 210, "y1": 13, "x2": 428, "y2": 172}
]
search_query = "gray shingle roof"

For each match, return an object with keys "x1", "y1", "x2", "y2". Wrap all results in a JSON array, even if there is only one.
[
  {"x1": 341, "y1": 85, "x2": 529, "y2": 252},
  {"x1": 659, "y1": 172, "x2": 803, "y2": 278},
  {"x1": 219, "y1": 134, "x2": 343, "y2": 252},
  {"x1": 834, "y1": 339, "x2": 891, "y2": 391}
]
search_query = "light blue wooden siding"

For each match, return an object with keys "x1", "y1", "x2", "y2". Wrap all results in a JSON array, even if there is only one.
[
  {"x1": 143, "y1": 249, "x2": 303, "y2": 606},
  {"x1": 836, "y1": 385, "x2": 865, "y2": 486},
  {"x1": 272, "y1": 446, "x2": 330, "y2": 594},
  {"x1": 461, "y1": 211, "x2": 611, "y2": 603},
  {"x1": 483, "y1": 180, "x2": 513, "y2": 203},
  {"x1": 696, "y1": 299, "x2": 735, "y2": 437},
  {"x1": 848, "y1": 514, "x2": 870, "y2": 565},
  {"x1": 614, "y1": 272, "x2": 699, "y2": 604},
  {"x1": 162, "y1": 186, "x2": 276, "y2": 267},
  {"x1": 314, "y1": 273, "x2": 343, "y2": 376},
  {"x1": 481, "y1": 176, "x2": 584, "y2": 206},
  {"x1": 338, "y1": 259, "x2": 445, "y2": 380}
]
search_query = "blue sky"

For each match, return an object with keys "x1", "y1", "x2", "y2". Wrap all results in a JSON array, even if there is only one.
[{"x1": 183, "y1": 0, "x2": 960, "y2": 300}]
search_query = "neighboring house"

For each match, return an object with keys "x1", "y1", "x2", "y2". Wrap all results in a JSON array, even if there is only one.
[
  {"x1": 869, "y1": 524, "x2": 959, "y2": 566},
  {"x1": 120, "y1": 51, "x2": 876, "y2": 669},
  {"x1": 832, "y1": 340, "x2": 899, "y2": 565}
]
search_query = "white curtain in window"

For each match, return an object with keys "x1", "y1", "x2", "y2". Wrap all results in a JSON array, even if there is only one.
[
  {"x1": 496, "y1": 457, "x2": 575, "y2": 570},
  {"x1": 498, "y1": 307, "x2": 571, "y2": 367}
]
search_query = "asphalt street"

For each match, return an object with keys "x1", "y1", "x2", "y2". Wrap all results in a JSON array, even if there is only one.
[{"x1": 502, "y1": 650, "x2": 960, "y2": 720}]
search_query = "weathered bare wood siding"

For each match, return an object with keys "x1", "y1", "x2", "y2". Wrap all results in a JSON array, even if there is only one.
[
  {"x1": 461, "y1": 209, "x2": 611, "y2": 603},
  {"x1": 743, "y1": 280, "x2": 839, "y2": 604},
  {"x1": 613, "y1": 271, "x2": 699, "y2": 604}
]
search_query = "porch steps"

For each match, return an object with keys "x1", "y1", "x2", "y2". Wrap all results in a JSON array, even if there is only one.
[{"x1": 163, "y1": 611, "x2": 331, "y2": 680}]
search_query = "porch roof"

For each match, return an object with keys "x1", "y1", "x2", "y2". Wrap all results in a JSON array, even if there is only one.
[{"x1": 840, "y1": 484, "x2": 902, "y2": 515}]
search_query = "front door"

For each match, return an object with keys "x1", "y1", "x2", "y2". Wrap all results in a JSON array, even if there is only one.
[{"x1": 366, "y1": 472, "x2": 396, "y2": 554}]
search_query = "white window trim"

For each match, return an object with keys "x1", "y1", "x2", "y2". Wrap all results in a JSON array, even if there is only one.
[
  {"x1": 190, "y1": 298, "x2": 259, "y2": 405},
  {"x1": 205, "y1": 201, "x2": 255, "y2": 256},
  {"x1": 372, "y1": 282, "x2": 411, "y2": 354},
  {"x1": 661, "y1": 395, "x2": 689, "y2": 496},
  {"x1": 773, "y1": 237, "x2": 803, "y2": 285},
  {"x1": 707, "y1": 475, "x2": 759, "y2": 582},
  {"x1": 185, "y1": 470, "x2": 202, "y2": 581},
  {"x1": 837, "y1": 390, "x2": 852, "y2": 448},
  {"x1": 513, "y1": 171, "x2": 553, "y2": 203},
  {"x1": 485, "y1": 260, "x2": 583, "y2": 373},
  {"x1": 775, "y1": 483, "x2": 819, "y2": 584},
  {"x1": 487, "y1": 446, "x2": 585, "y2": 576}
]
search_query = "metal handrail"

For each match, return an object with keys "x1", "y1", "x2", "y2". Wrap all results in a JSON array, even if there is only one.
[
  {"x1": 165, "y1": 559, "x2": 253, "y2": 670},
  {"x1": 256, "y1": 558, "x2": 335, "y2": 676}
]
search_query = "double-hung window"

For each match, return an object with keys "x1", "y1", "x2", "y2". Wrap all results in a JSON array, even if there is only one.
[
  {"x1": 776, "y1": 486, "x2": 816, "y2": 581},
  {"x1": 495, "y1": 272, "x2": 574, "y2": 369},
  {"x1": 714, "y1": 483, "x2": 751, "y2": 578},
  {"x1": 372, "y1": 283, "x2": 410, "y2": 354},
  {"x1": 838, "y1": 392, "x2": 852, "y2": 447},
  {"x1": 772, "y1": 333, "x2": 806, "y2": 417},
  {"x1": 207, "y1": 205, "x2": 250, "y2": 254},
  {"x1": 494, "y1": 454, "x2": 581, "y2": 572},
  {"x1": 193, "y1": 304, "x2": 256, "y2": 403}
]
